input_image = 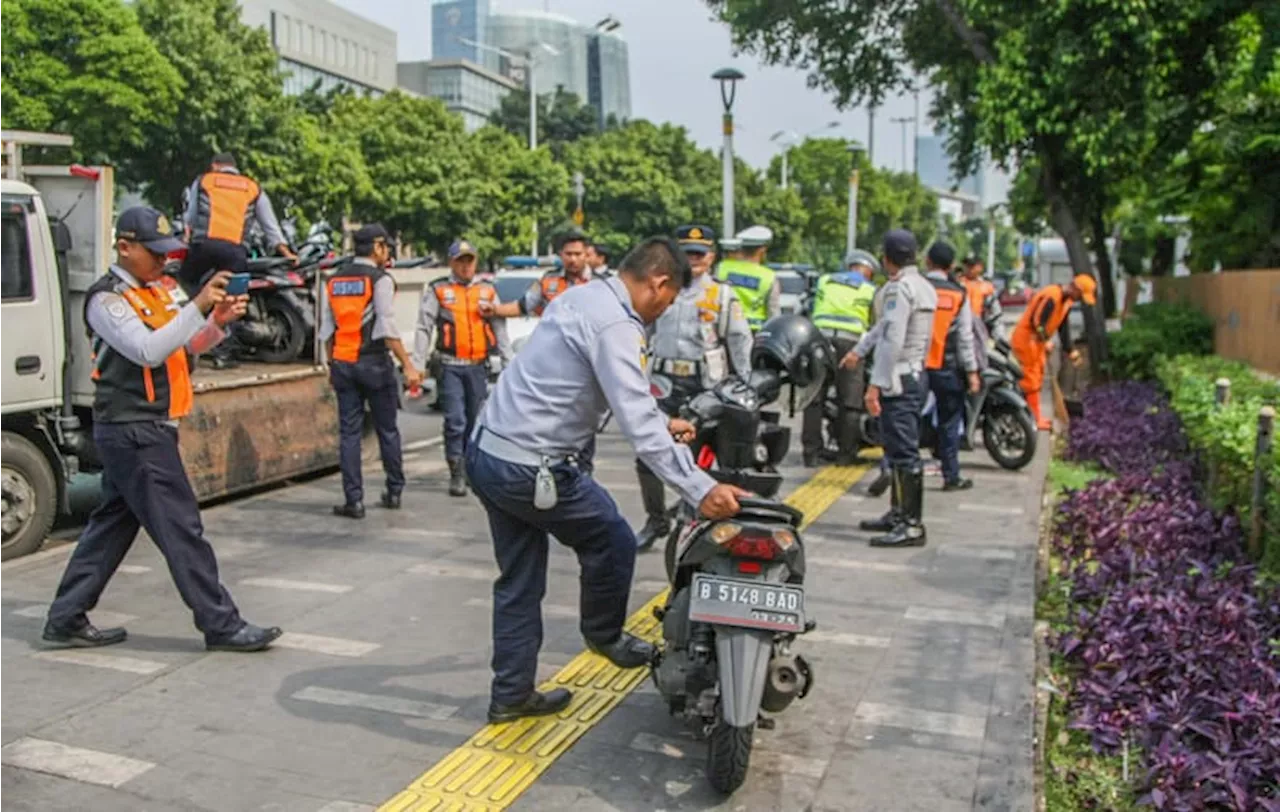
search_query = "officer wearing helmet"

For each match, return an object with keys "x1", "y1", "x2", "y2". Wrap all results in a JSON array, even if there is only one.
[
  {"x1": 716, "y1": 226, "x2": 781, "y2": 330},
  {"x1": 840, "y1": 229, "x2": 936, "y2": 548},
  {"x1": 800, "y1": 249, "x2": 880, "y2": 466},
  {"x1": 634, "y1": 225, "x2": 752, "y2": 551}
]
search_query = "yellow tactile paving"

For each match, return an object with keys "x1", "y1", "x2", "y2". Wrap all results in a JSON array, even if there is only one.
[{"x1": 378, "y1": 457, "x2": 876, "y2": 811}]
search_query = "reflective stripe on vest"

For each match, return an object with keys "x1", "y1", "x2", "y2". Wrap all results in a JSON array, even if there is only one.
[
  {"x1": 926, "y1": 278, "x2": 967, "y2": 370},
  {"x1": 535, "y1": 271, "x2": 590, "y2": 315},
  {"x1": 87, "y1": 275, "x2": 193, "y2": 422},
  {"x1": 433, "y1": 279, "x2": 498, "y2": 361},
  {"x1": 811, "y1": 272, "x2": 874, "y2": 335},
  {"x1": 716, "y1": 259, "x2": 775, "y2": 328},
  {"x1": 327, "y1": 267, "x2": 385, "y2": 363},
  {"x1": 1015, "y1": 285, "x2": 1068, "y2": 343},
  {"x1": 194, "y1": 172, "x2": 260, "y2": 244}
]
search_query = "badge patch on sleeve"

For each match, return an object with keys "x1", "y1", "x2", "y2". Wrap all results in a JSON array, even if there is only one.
[{"x1": 105, "y1": 296, "x2": 131, "y2": 322}]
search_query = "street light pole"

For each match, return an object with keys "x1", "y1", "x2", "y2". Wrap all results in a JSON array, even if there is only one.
[
  {"x1": 713, "y1": 67, "x2": 745, "y2": 239},
  {"x1": 890, "y1": 116, "x2": 915, "y2": 173},
  {"x1": 846, "y1": 141, "x2": 865, "y2": 255},
  {"x1": 770, "y1": 121, "x2": 838, "y2": 191}
]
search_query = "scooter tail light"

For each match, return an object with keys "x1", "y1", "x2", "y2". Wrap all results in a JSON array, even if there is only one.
[
  {"x1": 708, "y1": 523, "x2": 741, "y2": 544},
  {"x1": 286, "y1": 271, "x2": 304, "y2": 285},
  {"x1": 772, "y1": 529, "x2": 796, "y2": 551},
  {"x1": 737, "y1": 560, "x2": 763, "y2": 574},
  {"x1": 248, "y1": 278, "x2": 271, "y2": 290},
  {"x1": 725, "y1": 535, "x2": 778, "y2": 560}
]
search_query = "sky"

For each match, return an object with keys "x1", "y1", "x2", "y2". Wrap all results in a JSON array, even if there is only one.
[{"x1": 331, "y1": 0, "x2": 933, "y2": 172}]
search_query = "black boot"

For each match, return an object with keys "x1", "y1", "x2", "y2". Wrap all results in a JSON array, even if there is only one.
[
  {"x1": 448, "y1": 459, "x2": 467, "y2": 497},
  {"x1": 634, "y1": 468, "x2": 670, "y2": 552},
  {"x1": 859, "y1": 471, "x2": 899, "y2": 532},
  {"x1": 870, "y1": 467, "x2": 927, "y2": 548}
]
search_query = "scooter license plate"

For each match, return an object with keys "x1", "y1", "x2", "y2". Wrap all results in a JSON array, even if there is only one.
[{"x1": 688, "y1": 574, "x2": 805, "y2": 634}]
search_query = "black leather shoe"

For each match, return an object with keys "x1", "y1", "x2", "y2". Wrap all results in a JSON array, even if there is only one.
[
  {"x1": 487, "y1": 688, "x2": 573, "y2": 724},
  {"x1": 587, "y1": 632, "x2": 658, "y2": 669},
  {"x1": 42, "y1": 620, "x2": 127, "y2": 648},
  {"x1": 380, "y1": 491, "x2": 401, "y2": 509},
  {"x1": 333, "y1": 502, "x2": 365, "y2": 519},
  {"x1": 869, "y1": 521, "x2": 928, "y2": 548},
  {"x1": 447, "y1": 460, "x2": 467, "y2": 497},
  {"x1": 205, "y1": 622, "x2": 283, "y2": 652},
  {"x1": 634, "y1": 516, "x2": 671, "y2": 553},
  {"x1": 859, "y1": 509, "x2": 899, "y2": 533},
  {"x1": 942, "y1": 478, "x2": 974, "y2": 492}
]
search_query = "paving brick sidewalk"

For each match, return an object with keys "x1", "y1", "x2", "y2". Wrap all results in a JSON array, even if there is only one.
[{"x1": 1, "y1": 427, "x2": 1043, "y2": 812}]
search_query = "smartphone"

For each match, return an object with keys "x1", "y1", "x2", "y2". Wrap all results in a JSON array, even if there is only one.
[{"x1": 225, "y1": 273, "x2": 251, "y2": 296}]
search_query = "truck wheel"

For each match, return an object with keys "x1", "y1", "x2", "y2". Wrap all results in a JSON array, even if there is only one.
[
  {"x1": 2, "y1": 432, "x2": 57, "y2": 561},
  {"x1": 706, "y1": 716, "x2": 754, "y2": 794}
]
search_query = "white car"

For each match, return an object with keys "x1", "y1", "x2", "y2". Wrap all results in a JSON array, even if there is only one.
[
  {"x1": 490, "y1": 269, "x2": 543, "y2": 355},
  {"x1": 776, "y1": 270, "x2": 809, "y2": 316}
]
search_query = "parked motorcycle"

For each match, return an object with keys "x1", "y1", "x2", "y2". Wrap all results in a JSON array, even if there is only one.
[
  {"x1": 650, "y1": 315, "x2": 831, "y2": 794},
  {"x1": 233, "y1": 256, "x2": 314, "y2": 363},
  {"x1": 964, "y1": 336, "x2": 1037, "y2": 469}
]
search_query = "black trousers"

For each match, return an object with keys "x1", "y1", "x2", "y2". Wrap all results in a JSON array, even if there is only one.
[
  {"x1": 177, "y1": 239, "x2": 248, "y2": 295},
  {"x1": 331, "y1": 355, "x2": 404, "y2": 504},
  {"x1": 48, "y1": 421, "x2": 243, "y2": 636},
  {"x1": 882, "y1": 371, "x2": 924, "y2": 471},
  {"x1": 440, "y1": 364, "x2": 488, "y2": 461},
  {"x1": 801, "y1": 331, "x2": 862, "y2": 455}
]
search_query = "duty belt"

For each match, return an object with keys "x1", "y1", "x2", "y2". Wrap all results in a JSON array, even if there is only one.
[
  {"x1": 653, "y1": 358, "x2": 702, "y2": 378},
  {"x1": 474, "y1": 426, "x2": 576, "y2": 467},
  {"x1": 439, "y1": 355, "x2": 486, "y2": 367}
]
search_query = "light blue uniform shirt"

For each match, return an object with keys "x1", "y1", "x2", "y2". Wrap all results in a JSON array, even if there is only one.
[{"x1": 479, "y1": 276, "x2": 718, "y2": 508}]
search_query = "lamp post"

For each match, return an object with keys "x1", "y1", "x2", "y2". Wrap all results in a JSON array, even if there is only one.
[
  {"x1": 846, "y1": 141, "x2": 865, "y2": 255},
  {"x1": 890, "y1": 116, "x2": 915, "y2": 173},
  {"x1": 769, "y1": 121, "x2": 839, "y2": 189},
  {"x1": 713, "y1": 67, "x2": 745, "y2": 239},
  {"x1": 459, "y1": 36, "x2": 560, "y2": 255}
]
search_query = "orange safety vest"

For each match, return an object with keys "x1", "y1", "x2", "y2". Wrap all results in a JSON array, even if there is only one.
[
  {"x1": 431, "y1": 277, "x2": 499, "y2": 362},
  {"x1": 86, "y1": 274, "x2": 193, "y2": 422},
  {"x1": 193, "y1": 172, "x2": 261, "y2": 244},
  {"x1": 535, "y1": 270, "x2": 592, "y2": 315},
  {"x1": 926, "y1": 277, "x2": 968, "y2": 370},
  {"x1": 964, "y1": 278, "x2": 995, "y2": 317},
  {"x1": 1015, "y1": 284, "x2": 1069, "y2": 343},
  {"x1": 327, "y1": 265, "x2": 388, "y2": 363}
]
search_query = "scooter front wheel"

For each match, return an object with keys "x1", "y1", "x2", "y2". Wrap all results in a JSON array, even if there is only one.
[{"x1": 982, "y1": 403, "x2": 1037, "y2": 470}]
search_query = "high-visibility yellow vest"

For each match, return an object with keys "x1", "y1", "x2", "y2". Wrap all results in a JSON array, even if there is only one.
[
  {"x1": 811, "y1": 271, "x2": 875, "y2": 335},
  {"x1": 715, "y1": 259, "x2": 776, "y2": 329}
]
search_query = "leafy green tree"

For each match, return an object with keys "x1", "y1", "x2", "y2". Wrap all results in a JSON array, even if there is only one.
[
  {"x1": 767, "y1": 138, "x2": 938, "y2": 268},
  {"x1": 131, "y1": 0, "x2": 293, "y2": 211},
  {"x1": 489, "y1": 90, "x2": 602, "y2": 158},
  {"x1": 1, "y1": 0, "x2": 181, "y2": 170}
]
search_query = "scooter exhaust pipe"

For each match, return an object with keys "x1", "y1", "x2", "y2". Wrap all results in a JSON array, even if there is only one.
[{"x1": 760, "y1": 653, "x2": 812, "y2": 713}]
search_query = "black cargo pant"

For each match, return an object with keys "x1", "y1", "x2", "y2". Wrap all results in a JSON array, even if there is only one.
[
  {"x1": 330, "y1": 355, "x2": 404, "y2": 505},
  {"x1": 881, "y1": 371, "x2": 924, "y2": 471},
  {"x1": 48, "y1": 421, "x2": 243, "y2": 636},
  {"x1": 801, "y1": 330, "x2": 863, "y2": 456}
]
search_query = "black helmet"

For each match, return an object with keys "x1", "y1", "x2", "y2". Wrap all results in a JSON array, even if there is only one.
[{"x1": 750, "y1": 315, "x2": 835, "y2": 411}]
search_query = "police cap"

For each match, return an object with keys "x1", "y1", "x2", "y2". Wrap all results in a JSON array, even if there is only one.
[
  {"x1": 115, "y1": 206, "x2": 185, "y2": 254},
  {"x1": 882, "y1": 228, "x2": 918, "y2": 266},
  {"x1": 736, "y1": 225, "x2": 774, "y2": 248},
  {"x1": 211, "y1": 152, "x2": 237, "y2": 167},
  {"x1": 674, "y1": 224, "x2": 716, "y2": 254},
  {"x1": 720, "y1": 237, "x2": 743, "y2": 252},
  {"x1": 353, "y1": 223, "x2": 391, "y2": 248},
  {"x1": 448, "y1": 239, "x2": 477, "y2": 260}
]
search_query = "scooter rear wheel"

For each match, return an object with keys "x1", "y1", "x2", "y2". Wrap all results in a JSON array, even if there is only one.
[
  {"x1": 982, "y1": 403, "x2": 1037, "y2": 470},
  {"x1": 706, "y1": 718, "x2": 754, "y2": 794}
]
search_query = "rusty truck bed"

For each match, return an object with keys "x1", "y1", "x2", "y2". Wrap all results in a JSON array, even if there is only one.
[{"x1": 181, "y1": 361, "x2": 339, "y2": 501}]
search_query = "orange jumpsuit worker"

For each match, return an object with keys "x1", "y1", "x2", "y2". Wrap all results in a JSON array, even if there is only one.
[{"x1": 1010, "y1": 274, "x2": 1097, "y2": 430}]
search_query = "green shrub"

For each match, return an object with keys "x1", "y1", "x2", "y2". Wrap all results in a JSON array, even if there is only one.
[
  {"x1": 1107, "y1": 302, "x2": 1214, "y2": 381},
  {"x1": 1156, "y1": 354, "x2": 1280, "y2": 574}
]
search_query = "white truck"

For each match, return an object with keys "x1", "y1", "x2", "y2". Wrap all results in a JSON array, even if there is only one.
[{"x1": 1, "y1": 131, "x2": 343, "y2": 560}]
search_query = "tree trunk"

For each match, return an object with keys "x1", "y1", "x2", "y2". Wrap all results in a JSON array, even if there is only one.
[
  {"x1": 1090, "y1": 210, "x2": 1118, "y2": 317},
  {"x1": 1037, "y1": 144, "x2": 1109, "y2": 375}
]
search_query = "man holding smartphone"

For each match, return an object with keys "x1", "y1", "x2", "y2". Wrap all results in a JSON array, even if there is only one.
[
  {"x1": 43, "y1": 207, "x2": 282, "y2": 653},
  {"x1": 320, "y1": 224, "x2": 424, "y2": 519}
]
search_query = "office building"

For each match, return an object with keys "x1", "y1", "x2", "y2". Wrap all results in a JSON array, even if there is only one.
[
  {"x1": 916, "y1": 134, "x2": 1011, "y2": 209},
  {"x1": 239, "y1": 0, "x2": 397, "y2": 95},
  {"x1": 427, "y1": 3, "x2": 631, "y2": 129},
  {"x1": 397, "y1": 60, "x2": 521, "y2": 131}
]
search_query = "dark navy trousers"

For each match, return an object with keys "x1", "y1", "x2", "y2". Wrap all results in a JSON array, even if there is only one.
[
  {"x1": 928, "y1": 368, "x2": 966, "y2": 483},
  {"x1": 48, "y1": 421, "x2": 242, "y2": 636},
  {"x1": 881, "y1": 371, "x2": 924, "y2": 471},
  {"x1": 465, "y1": 438, "x2": 635, "y2": 705},
  {"x1": 331, "y1": 356, "x2": 404, "y2": 505},
  {"x1": 440, "y1": 364, "x2": 488, "y2": 461}
]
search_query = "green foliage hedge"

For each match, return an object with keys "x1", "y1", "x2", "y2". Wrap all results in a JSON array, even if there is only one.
[
  {"x1": 1156, "y1": 354, "x2": 1280, "y2": 575},
  {"x1": 1107, "y1": 302, "x2": 1214, "y2": 381}
]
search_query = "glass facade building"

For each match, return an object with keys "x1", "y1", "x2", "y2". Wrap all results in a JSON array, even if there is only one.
[
  {"x1": 397, "y1": 60, "x2": 521, "y2": 132},
  {"x1": 431, "y1": 0, "x2": 491, "y2": 67}
]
